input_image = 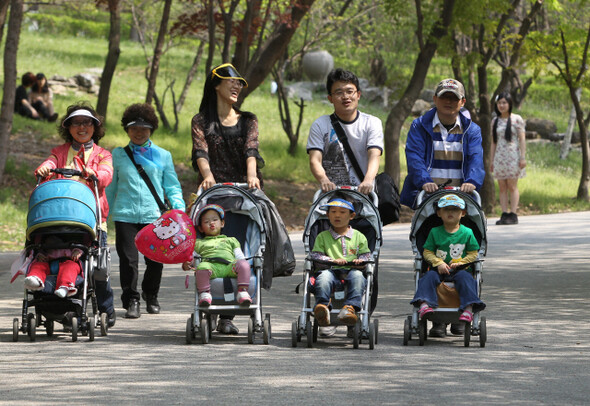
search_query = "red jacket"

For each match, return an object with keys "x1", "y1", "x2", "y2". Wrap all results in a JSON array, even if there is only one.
[{"x1": 35, "y1": 143, "x2": 113, "y2": 222}]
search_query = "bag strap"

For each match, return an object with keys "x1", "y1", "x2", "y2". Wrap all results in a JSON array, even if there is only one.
[
  {"x1": 124, "y1": 146, "x2": 170, "y2": 213},
  {"x1": 329, "y1": 113, "x2": 365, "y2": 181}
]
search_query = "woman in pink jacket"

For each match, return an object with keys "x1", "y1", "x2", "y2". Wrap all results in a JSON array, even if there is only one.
[{"x1": 35, "y1": 102, "x2": 116, "y2": 328}]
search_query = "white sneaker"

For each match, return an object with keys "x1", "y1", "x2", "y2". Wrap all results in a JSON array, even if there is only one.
[
  {"x1": 55, "y1": 287, "x2": 68, "y2": 298},
  {"x1": 24, "y1": 276, "x2": 42, "y2": 290},
  {"x1": 198, "y1": 292, "x2": 212, "y2": 306},
  {"x1": 319, "y1": 326, "x2": 337, "y2": 337},
  {"x1": 237, "y1": 290, "x2": 252, "y2": 306}
]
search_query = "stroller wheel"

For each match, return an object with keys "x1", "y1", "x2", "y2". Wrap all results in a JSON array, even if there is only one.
[
  {"x1": 306, "y1": 319, "x2": 313, "y2": 348},
  {"x1": 312, "y1": 319, "x2": 318, "y2": 343},
  {"x1": 248, "y1": 316, "x2": 255, "y2": 344},
  {"x1": 352, "y1": 322, "x2": 361, "y2": 349},
  {"x1": 263, "y1": 318, "x2": 270, "y2": 345},
  {"x1": 88, "y1": 318, "x2": 95, "y2": 342},
  {"x1": 27, "y1": 314, "x2": 36, "y2": 342},
  {"x1": 291, "y1": 321, "x2": 298, "y2": 348},
  {"x1": 71, "y1": 317, "x2": 78, "y2": 342},
  {"x1": 403, "y1": 316, "x2": 411, "y2": 346},
  {"x1": 479, "y1": 317, "x2": 487, "y2": 348},
  {"x1": 12, "y1": 318, "x2": 19, "y2": 342},
  {"x1": 46, "y1": 320, "x2": 54, "y2": 337},
  {"x1": 373, "y1": 318, "x2": 379, "y2": 345},
  {"x1": 100, "y1": 313, "x2": 108, "y2": 337},
  {"x1": 368, "y1": 322, "x2": 375, "y2": 350},
  {"x1": 185, "y1": 317, "x2": 193, "y2": 344},
  {"x1": 418, "y1": 320, "x2": 426, "y2": 346},
  {"x1": 463, "y1": 322, "x2": 471, "y2": 347},
  {"x1": 200, "y1": 317, "x2": 209, "y2": 344}
]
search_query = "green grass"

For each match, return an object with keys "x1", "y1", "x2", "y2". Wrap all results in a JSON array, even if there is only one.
[{"x1": 1, "y1": 30, "x2": 590, "y2": 251}]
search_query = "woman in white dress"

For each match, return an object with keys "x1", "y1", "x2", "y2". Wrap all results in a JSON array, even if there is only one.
[{"x1": 490, "y1": 92, "x2": 526, "y2": 225}]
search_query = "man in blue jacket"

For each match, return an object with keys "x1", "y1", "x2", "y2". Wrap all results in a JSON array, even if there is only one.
[
  {"x1": 400, "y1": 78, "x2": 484, "y2": 337},
  {"x1": 400, "y1": 78, "x2": 484, "y2": 209}
]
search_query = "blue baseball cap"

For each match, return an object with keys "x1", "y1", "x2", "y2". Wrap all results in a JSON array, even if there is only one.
[
  {"x1": 320, "y1": 198, "x2": 355, "y2": 213},
  {"x1": 437, "y1": 194, "x2": 466, "y2": 209},
  {"x1": 195, "y1": 204, "x2": 225, "y2": 224}
]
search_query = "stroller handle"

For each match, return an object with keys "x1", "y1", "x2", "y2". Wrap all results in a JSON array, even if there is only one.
[
  {"x1": 416, "y1": 186, "x2": 481, "y2": 207},
  {"x1": 196, "y1": 182, "x2": 250, "y2": 197},
  {"x1": 312, "y1": 186, "x2": 379, "y2": 207}
]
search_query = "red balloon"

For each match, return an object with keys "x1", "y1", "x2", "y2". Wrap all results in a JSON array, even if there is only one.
[{"x1": 135, "y1": 209, "x2": 196, "y2": 264}]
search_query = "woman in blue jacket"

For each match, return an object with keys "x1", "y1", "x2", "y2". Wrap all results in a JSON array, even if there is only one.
[{"x1": 107, "y1": 103, "x2": 185, "y2": 319}]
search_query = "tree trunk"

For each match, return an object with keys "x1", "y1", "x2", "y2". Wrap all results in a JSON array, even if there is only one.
[
  {"x1": 145, "y1": 0, "x2": 172, "y2": 105},
  {"x1": 476, "y1": 64, "x2": 495, "y2": 213},
  {"x1": 176, "y1": 40, "x2": 205, "y2": 114},
  {"x1": 571, "y1": 86, "x2": 590, "y2": 200},
  {"x1": 232, "y1": 0, "x2": 261, "y2": 71},
  {"x1": 239, "y1": 0, "x2": 315, "y2": 102},
  {"x1": 205, "y1": 0, "x2": 215, "y2": 74},
  {"x1": 0, "y1": 0, "x2": 11, "y2": 48},
  {"x1": 561, "y1": 87, "x2": 581, "y2": 160},
  {"x1": 384, "y1": 0, "x2": 456, "y2": 188},
  {"x1": 96, "y1": 0, "x2": 121, "y2": 121},
  {"x1": 0, "y1": 0, "x2": 23, "y2": 183}
]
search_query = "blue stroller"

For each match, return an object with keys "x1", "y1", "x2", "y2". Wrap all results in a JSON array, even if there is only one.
[
  {"x1": 13, "y1": 168, "x2": 106, "y2": 342},
  {"x1": 292, "y1": 188, "x2": 382, "y2": 349},
  {"x1": 403, "y1": 187, "x2": 487, "y2": 347},
  {"x1": 185, "y1": 184, "x2": 269, "y2": 344}
]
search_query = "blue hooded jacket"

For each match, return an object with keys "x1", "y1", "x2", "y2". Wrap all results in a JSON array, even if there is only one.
[{"x1": 400, "y1": 108, "x2": 485, "y2": 209}]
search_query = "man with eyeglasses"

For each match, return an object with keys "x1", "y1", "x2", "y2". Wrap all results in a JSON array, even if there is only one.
[
  {"x1": 306, "y1": 68, "x2": 384, "y2": 338},
  {"x1": 307, "y1": 68, "x2": 383, "y2": 195}
]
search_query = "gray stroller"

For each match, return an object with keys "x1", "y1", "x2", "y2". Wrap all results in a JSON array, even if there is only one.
[
  {"x1": 403, "y1": 187, "x2": 487, "y2": 347},
  {"x1": 292, "y1": 188, "x2": 382, "y2": 349},
  {"x1": 185, "y1": 183, "x2": 269, "y2": 344}
]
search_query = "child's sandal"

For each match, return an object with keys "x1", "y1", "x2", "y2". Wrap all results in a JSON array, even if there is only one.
[
  {"x1": 459, "y1": 310, "x2": 473, "y2": 322},
  {"x1": 418, "y1": 304, "x2": 433, "y2": 319}
]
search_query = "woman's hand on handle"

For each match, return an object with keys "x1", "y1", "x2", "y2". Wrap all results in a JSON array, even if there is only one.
[
  {"x1": 247, "y1": 175, "x2": 261, "y2": 189},
  {"x1": 199, "y1": 174, "x2": 216, "y2": 191}
]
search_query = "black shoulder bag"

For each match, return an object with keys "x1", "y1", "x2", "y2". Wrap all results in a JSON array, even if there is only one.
[
  {"x1": 124, "y1": 146, "x2": 170, "y2": 213},
  {"x1": 329, "y1": 114, "x2": 400, "y2": 225}
]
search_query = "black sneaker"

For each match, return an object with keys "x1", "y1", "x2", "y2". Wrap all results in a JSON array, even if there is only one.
[
  {"x1": 107, "y1": 311, "x2": 116, "y2": 328},
  {"x1": 142, "y1": 292, "x2": 161, "y2": 314},
  {"x1": 450, "y1": 323, "x2": 464, "y2": 335},
  {"x1": 125, "y1": 299, "x2": 140, "y2": 319},
  {"x1": 429, "y1": 322, "x2": 447, "y2": 337},
  {"x1": 496, "y1": 212, "x2": 508, "y2": 225}
]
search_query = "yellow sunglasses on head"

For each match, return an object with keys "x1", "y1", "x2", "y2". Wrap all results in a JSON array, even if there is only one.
[{"x1": 211, "y1": 63, "x2": 248, "y2": 88}]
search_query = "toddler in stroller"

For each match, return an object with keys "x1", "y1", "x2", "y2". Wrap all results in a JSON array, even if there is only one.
[
  {"x1": 13, "y1": 169, "x2": 105, "y2": 342},
  {"x1": 404, "y1": 188, "x2": 487, "y2": 347},
  {"x1": 293, "y1": 188, "x2": 381, "y2": 349},
  {"x1": 184, "y1": 184, "x2": 269, "y2": 345}
]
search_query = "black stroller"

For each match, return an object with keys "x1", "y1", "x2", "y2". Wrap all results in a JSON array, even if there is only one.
[
  {"x1": 292, "y1": 188, "x2": 382, "y2": 349},
  {"x1": 13, "y1": 168, "x2": 106, "y2": 342}
]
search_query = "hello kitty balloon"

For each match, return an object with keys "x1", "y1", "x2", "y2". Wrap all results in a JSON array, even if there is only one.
[{"x1": 135, "y1": 209, "x2": 196, "y2": 264}]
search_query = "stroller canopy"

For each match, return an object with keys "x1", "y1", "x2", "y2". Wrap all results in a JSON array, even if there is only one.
[{"x1": 27, "y1": 179, "x2": 98, "y2": 240}]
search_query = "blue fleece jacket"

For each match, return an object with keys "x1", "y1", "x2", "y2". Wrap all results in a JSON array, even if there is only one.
[
  {"x1": 106, "y1": 141, "x2": 185, "y2": 224},
  {"x1": 400, "y1": 108, "x2": 485, "y2": 209}
]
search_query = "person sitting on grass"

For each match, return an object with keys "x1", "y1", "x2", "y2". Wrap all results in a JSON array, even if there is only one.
[
  {"x1": 182, "y1": 204, "x2": 252, "y2": 309},
  {"x1": 311, "y1": 198, "x2": 371, "y2": 328},
  {"x1": 411, "y1": 194, "x2": 485, "y2": 323}
]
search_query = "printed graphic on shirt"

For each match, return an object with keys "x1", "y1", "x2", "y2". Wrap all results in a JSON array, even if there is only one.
[
  {"x1": 449, "y1": 243, "x2": 465, "y2": 263},
  {"x1": 322, "y1": 129, "x2": 351, "y2": 186}
]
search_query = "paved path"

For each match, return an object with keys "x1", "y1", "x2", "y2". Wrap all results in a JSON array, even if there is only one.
[{"x1": 0, "y1": 212, "x2": 589, "y2": 405}]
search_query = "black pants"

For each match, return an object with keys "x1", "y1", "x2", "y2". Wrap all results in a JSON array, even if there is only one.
[{"x1": 115, "y1": 222, "x2": 163, "y2": 308}]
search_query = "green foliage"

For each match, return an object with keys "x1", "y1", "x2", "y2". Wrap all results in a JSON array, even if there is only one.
[{"x1": 24, "y1": 12, "x2": 131, "y2": 39}]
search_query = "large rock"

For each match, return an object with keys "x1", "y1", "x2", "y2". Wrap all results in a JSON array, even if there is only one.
[
  {"x1": 412, "y1": 99, "x2": 432, "y2": 116},
  {"x1": 74, "y1": 73, "x2": 96, "y2": 89},
  {"x1": 302, "y1": 50, "x2": 334, "y2": 82},
  {"x1": 526, "y1": 118, "x2": 557, "y2": 139}
]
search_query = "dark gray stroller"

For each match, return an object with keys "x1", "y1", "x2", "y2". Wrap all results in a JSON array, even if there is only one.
[
  {"x1": 403, "y1": 187, "x2": 487, "y2": 347},
  {"x1": 292, "y1": 188, "x2": 382, "y2": 349},
  {"x1": 185, "y1": 184, "x2": 269, "y2": 344}
]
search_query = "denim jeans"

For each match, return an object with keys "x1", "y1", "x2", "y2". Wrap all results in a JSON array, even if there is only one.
[
  {"x1": 411, "y1": 269, "x2": 485, "y2": 312},
  {"x1": 314, "y1": 269, "x2": 367, "y2": 310}
]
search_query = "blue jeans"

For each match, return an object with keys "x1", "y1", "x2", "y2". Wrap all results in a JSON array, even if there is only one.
[
  {"x1": 411, "y1": 269, "x2": 485, "y2": 312},
  {"x1": 314, "y1": 269, "x2": 367, "y2": 310}
]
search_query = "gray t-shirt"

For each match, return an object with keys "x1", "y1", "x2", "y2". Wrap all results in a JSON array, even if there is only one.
[{"x1": 307, "y1": 111, "x2": 384, "y2": 185}]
